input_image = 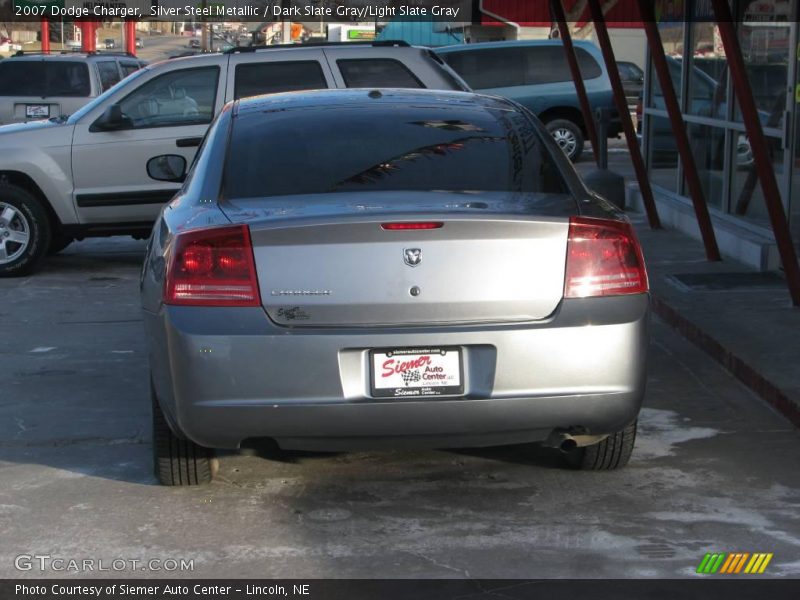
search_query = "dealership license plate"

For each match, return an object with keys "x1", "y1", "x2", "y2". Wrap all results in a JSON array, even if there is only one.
[
  {"x1": 25, "y1": 104, "x2": 50, "y2": 119},
  {"x1": 370, "y1": 348, "x2": 463, "y2": 398}
]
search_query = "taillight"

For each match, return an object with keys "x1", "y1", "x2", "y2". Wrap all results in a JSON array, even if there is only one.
[
  {"x1": 381, "y1": 222, "x2": 443, "y2": 230},
  {"x1": 564, "y1": 217, "x2": 648, "y2": 298},
  {"x1": 164, "y1": 225, "x2": 260, "y2": 307}
]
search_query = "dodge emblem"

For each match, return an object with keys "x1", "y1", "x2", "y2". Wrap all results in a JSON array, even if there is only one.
[{"x1": 404, "y1": 248, "x2": 422, "y2": 267}]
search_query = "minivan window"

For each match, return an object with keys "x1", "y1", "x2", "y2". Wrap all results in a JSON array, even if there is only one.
[
  {"x1": 234, "y1": 61, "x2": 327, "y2": 99},
  {"x1": 96, "y1": 61, "x2": 121, "y2": 91},
  {"x1": 337, "y1": 59, "x2": 424, "y2": 88},
  {"x1": 118, "y1": 67, "x2": 219, "y2": 129},
  {"x1": 224, "y1": 105, "x2": 568, "y2": 199},
  {"x1": 442, "y1": 46, "x2": 603, "y2": 89},
  {"x1": 0, "y1": 61, "x2": 91, "y2": 97}
]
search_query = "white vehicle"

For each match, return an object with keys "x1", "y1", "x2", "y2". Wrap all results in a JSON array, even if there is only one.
[
  {"x1": 0, "y1": 53, "x2": 146, "y2": 125},
  {"x1": 0, "y1": 42, "x2": 468, "y2": 275}
]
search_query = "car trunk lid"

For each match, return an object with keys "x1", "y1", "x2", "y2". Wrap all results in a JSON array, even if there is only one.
[{"x1": 222, "y1": 191, "x2": 574, "y2": 327}]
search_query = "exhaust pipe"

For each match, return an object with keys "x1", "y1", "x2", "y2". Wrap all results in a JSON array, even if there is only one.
[
  {"x1": 543, "y1": 430, "x2": 609, "y2": 452},
  {"x1": 543, "y1": 431, "x2": 578, "y2": 453},
  {"x1": 559, "y1": 437, "x2": 578, "y2": 453}
]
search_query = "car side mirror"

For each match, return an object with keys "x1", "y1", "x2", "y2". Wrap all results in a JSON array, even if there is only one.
[
  {"x1": 147, "y1": 154, "x2": 187, "y2": 183},
  {"x1": 91, "y1": 104, "x2": 132, "y2": 132}
]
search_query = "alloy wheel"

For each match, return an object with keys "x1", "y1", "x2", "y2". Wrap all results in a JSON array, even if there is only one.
[
  {"x1": 551, "y1": 128, "x2": 578, "y2": 157},
  {"x1": 0, "y1": 202, "x2": 31, "y2": 265}
]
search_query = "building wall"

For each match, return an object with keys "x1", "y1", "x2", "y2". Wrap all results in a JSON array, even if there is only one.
[
  {"x1": 591, "y1": 28, "x2": 647, "y2": 68},
  {"x1": 640, "y1": 1, "x2": 799, "y2": 270},
  {"x1": 515, "y1": 27, "x2": 552, "y2": 40}
]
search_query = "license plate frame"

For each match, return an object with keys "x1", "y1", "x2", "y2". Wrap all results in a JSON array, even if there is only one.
[
  {"x1": 25, "y1": 104, "x2": 50, "y2": 119},
  {"x1": 369, "y1": 347, "x2": 464, "y2": 398}
]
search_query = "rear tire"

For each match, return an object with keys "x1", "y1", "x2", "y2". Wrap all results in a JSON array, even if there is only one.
[
  {"x1": 0, "y1": 184, "x2": 51, "y2": 277},
  {"x1": 546, "y1": 118, "x2": 585, "y2": 162},
  {"x1": 564, "y1": 421, "x2": 637, "y2": 471},
  {"x1": 152, "y1": 388, "x2": 213, "y2": 486}
]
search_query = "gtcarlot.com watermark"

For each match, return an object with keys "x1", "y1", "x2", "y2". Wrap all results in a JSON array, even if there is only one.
[{"x1": 15, "y1": 554, "x2": 194, "y2": 573}]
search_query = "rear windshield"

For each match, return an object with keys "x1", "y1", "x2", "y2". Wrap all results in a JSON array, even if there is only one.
[
  {"x1": 0, "y1": 61, "x2": 91, "y2": 97},
  {"x1": 441, "y1": 46, "x2": 603, "y2": 89},
  {"x1": 223, "y1": 103, "x2": 568, "y2": 199}
]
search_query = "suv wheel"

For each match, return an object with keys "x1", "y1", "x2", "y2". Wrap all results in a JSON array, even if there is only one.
[
  {"x1": 0, "y1": 185, "x2": 51, "y2": 277},
  {"x1": 546, "y1": 119, "x2": 585, "y2": 162},
  {"x1": 564, "y1": 421, "x2": 637, "y2": 471},
  {"x1": 152, "y1": 387, "x2": 214, "y2": 486}
]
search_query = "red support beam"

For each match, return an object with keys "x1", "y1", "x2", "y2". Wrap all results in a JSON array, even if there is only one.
[
  {"x1": 80, "y1": 22, "x2": 90, "y2": 53},
  {"x1": 586, "y1": 0, "x2": 661, "y2": 229},
  {"x1": 636, "y1": 0, "x2": 720, "y2": 261},
  {"x1": 550, "y1": 0, "x2": 600, "y2": 166},
  {"x1": 125, "y1": 20, "x2": 137, "y2": 56},
  {"x1": 79, "y1": 22, "x2": 87, "y2": 52},
  {"x1": 40, "y1": 18, "x2": 50, "y2": 54},
  {"x1": 80, "y1": 21, "x2": 98, "y2": 53},
  {"x1": 710, "y1": 0, "x2": 800, "y2": 306}
]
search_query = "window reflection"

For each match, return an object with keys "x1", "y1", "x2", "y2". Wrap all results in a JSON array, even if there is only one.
[
  {"x1": 735, "y1": 0, "x2": 791, "y2": 128},
  {"x1": 732, "y1": 134, "x2": 785, "y2": 228},
  {"x1": 688, "y1": 22, "x2": 729, "y2": 119},
  {"x1": 646, "y1": 117, "x2": 680, "y2": 193},
  {"x1": 688, "y1": 123, "x2": 726, "y2": 209}
]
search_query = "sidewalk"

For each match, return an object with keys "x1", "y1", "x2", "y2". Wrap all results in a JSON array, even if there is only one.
[
  {"x1": 629, "y1": 214, "x2": 800, "y2": 428},
  {"x1": 578, "y1": 142, "x2": 800, "y2": 429}
]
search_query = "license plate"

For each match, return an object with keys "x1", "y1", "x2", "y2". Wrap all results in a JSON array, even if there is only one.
[
  {"x1": 26, "y1": 104, "x2": 50, "y2": 119},
  {"x1": 370, "y1": 347, "x2": 463, "y2": 398}
]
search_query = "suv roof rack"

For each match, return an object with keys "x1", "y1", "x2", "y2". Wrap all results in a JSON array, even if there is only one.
[
  {"x1": 91, "y1": 51, "x2": 140, "y2": 58},
  {"x1": 12, "y1": 50, "x2": 139, "y2": 58},
  {"x1": 223, "y1": 40, "x2": 411, "y2": 54}
]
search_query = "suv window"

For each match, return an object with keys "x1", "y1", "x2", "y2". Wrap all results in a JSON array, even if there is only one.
[
  {"x1": 337, "y1": 59, "x2": 424, "y2": 88},
  {"x1": 118, "y1": 67, "x2": 219, "y2": 129},
  {"x1": 442, "y1": 46, "x2": 603, "y2": 89},
  {"x1": 96, "y1": 61, "x2": 121, "y2": 91},
  {"x1": 224, "y1": 104, "x2": 568, "y2": 199},
  {"x1": 119, "y1": 61, "x2": 142, "y2": 78},
  {"x1": 0, "y1": 61, "x2": 91, "y2": 97},
  {"x1": 234, "y1": 61, "x2": 327, "y2": 100}
]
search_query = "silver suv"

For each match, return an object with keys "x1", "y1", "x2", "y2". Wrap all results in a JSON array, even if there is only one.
[
  {"x1": 0, "y1": 52, "x2": 146, "y2": 125},
  {"x1": 0, "y1": 42, "x2": 467, "y2": 276}
]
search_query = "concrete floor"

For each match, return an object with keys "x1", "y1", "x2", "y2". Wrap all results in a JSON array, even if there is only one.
[{"x1": 1, "y1": 238, "x2": 799, "y2": 579}]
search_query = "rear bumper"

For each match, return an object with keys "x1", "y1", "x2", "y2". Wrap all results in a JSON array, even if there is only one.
[{"x1": 145, "y1": 296, "x2": 649, "y2": 450}]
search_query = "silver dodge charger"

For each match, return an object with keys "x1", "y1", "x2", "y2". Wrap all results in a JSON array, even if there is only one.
[{"x1": 141, "y1": 89, "x2": 649, "y2": 485}]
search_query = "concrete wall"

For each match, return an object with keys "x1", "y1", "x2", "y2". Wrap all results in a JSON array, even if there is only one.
[
  {"x1": 11, "y1": 31, "x2": 37, "y2": 43},
  {"x1": 591, "y1": 28, "x2": 647, "y2": 68},
  {"x1": 516, "y1": 27, "x2": 553, "y2": 40}
]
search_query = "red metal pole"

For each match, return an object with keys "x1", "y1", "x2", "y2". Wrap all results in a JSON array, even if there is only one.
[
  {"x1": 87, "y1": 21, "x2": 98, "y2": 53},
  {"x1": 550, "y1": 0, "x2": 600, "y2": 166},
  {"x1": 125, "y1": 20, "x2": 137, "y2": 56},
  {"x1": 636, "y1": 0, "x2": 720, "y2": 261},
  {"x1": 80, "y1": 21, "x2": 91, "y2": 53},
  {"x1": 710, "y1": 0, "x2": 800, "y2": 306},
  {"x1": 41, "y1": 18, "x2": 50, "y2": 54},
  {"x1": 586, "y1": 0, "x2": 661, "y2": 229}
]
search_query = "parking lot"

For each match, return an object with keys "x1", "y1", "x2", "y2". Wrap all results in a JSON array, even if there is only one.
[{"x1": 1, "y1": 236, "x2": 799, "y2": 578}]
